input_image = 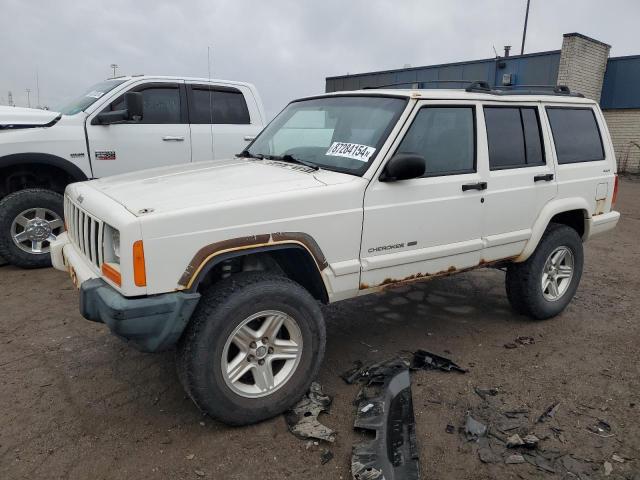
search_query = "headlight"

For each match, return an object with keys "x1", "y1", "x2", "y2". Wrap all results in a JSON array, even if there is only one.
[{"x1": 103, "y1": 224, "x2": 120, "y2": 263}]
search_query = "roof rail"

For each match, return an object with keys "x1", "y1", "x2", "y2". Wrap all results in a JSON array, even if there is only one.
[{"x1": 359, "y1": 79, "x2": 584, "y2": 97}]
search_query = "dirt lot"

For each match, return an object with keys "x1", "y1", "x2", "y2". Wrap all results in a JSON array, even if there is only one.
[{"x1": 1, "y1": 178, "x2": 639, "y2": 480}]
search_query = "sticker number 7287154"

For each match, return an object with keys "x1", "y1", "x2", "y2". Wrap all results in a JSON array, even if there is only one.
[{"x1": 325, "y1": 142, "x2": 376, "y2": 162}]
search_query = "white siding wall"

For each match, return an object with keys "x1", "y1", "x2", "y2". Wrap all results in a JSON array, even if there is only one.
[{"x1": 603, "y1": 109, "x2": 640, "y2": 173}]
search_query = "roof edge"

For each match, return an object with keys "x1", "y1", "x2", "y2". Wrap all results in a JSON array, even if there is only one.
[{"x1": 563, "y1": 32, "x2": 611, "y2": 48}]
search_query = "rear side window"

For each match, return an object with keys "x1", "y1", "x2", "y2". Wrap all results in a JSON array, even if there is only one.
[
  {"x1": 396, "y1": 106, "x2": 475, "y2": 176},
  {"x1": 484, "y1": 107, "x2": 545, "y2": 169},
  {"x1": 190, "y1": 86, "x2": 250, "y2": 124},
  {"x1": 546, "y1": 107, "x2": 605, "y2": 164}
]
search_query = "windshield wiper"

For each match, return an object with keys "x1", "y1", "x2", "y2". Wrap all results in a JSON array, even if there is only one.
[
  {"x1": 264, "y1": 154, "x2": 320, "y2": 170},
  {"x1": 236, "y1": 150, "x2": 265, "y2": 160}
]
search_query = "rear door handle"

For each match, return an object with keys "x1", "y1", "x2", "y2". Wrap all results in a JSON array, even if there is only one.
[
  {"x1": 162, "y1": 136, "x2": 185, "y2": 141},
  {"x1": 462, "y1": 182, "x2": 487, "y2": 192},
  {"x1": 534, "y1": 173, "x2": 554, "y2": 182},
  {"x1": 243, "y1": 135, "x2": 256, "y2": 142}
]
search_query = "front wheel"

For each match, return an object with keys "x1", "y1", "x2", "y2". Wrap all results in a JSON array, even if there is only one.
[
  {"x1": 506, "y1": 224, "x2": 584, "y2": 320},
  {"x1": 0, "y1": 189, "x2": 65, "y2": 269},
  {"x1": 177, "y1": 272, "x2": 326, "y2": 425}
]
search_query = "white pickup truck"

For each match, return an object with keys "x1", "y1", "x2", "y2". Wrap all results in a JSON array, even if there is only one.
[
  {"x1": 52, "y1": 84, "x2": 620, "y2": 425},
  {"x1": 0, "y1": 75, "x2": 265, "y2": 267}
]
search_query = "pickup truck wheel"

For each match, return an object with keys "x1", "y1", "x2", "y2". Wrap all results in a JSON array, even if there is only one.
[
  {"x1": 505, "y1": 224, "x2": 584, "y2": 320},
  {"x1": 0, "y1": 189, "x2": 65, "y2": 269},
  {"x1": 176, "y1": 271, "x2": 326, "y2": 425}
]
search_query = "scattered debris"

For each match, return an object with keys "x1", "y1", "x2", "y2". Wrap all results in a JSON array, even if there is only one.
[
  {"x1": 194, "y1": 470, "x2": 205, "y2": 477},
  {"x1": 587, "y1": 419, "x2": 614, "y2": 437},
  {"x1": 504, "y1": 343, "x2": 518, "y2": 349},
  {"x1": 604, "y1": 461, "x2": 613, "y2": 476},
  {"x1": 612, "y1": 453, "x2": 625, "y2": 463},
  {"x1": 321, "y1": 449, "x2": 334, "y2": 465},
  {"x1": 506, "y1": 434, "x2": 524, "y2": 448},
  {"x1": 522, "y1": 434, "x2": 539, "y2": 449},
  {"x1": 285, "y1": 382, "x2": 336, "y2": 443},
  {"x1": 474, "y1": 387, "x2": 499, "y2": 400},
  {"x1": 186, "y1": 454, "x2": 195, "y2": 460},
  {"x1": 464, "y1": 414, "x2": 487, "y2": 440},
  {"x1": 411, "y1": 349, "x2": 467, "y2": 373},
  {"x1": 351, "y1": 366, "x2": 420, "y2": 480},
  {"x1": 477, "y1": 437, "x2": 502, "y2": 464},
  {"x1": 360, "y1": 403, "x2": 374, "y2": 413},
  {"x1": 537, "y1": 402, "x2": 560, "y2": 423},
  {"x1": 515, "y1": 336, "x2": 535, "y2": 346},
  {"x1": 505, "y1": 453, "x2": 525, "y2": 464},
  {"x1": 445, "y1": 424, "x2": 455, "y2": 434},
  {"x1": 341, "y1": 358, "x2": 409, "y2": 385}
]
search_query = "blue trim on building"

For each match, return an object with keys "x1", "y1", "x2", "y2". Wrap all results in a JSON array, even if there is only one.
[{"x1": 601, "y1": 55, "x2": 640, "y2": 109}]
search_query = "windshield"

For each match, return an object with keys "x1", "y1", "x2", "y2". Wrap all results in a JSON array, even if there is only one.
[
  {"x1": 55, "y1": 79, "x2": 127, "y2": 115},
  {"x1": 246, "y1": 96, "x2": 408, "y2": 175}
]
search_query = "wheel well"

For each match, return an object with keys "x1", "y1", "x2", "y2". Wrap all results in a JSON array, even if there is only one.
[
  {"x1": 0, "y1": 163, "x2": 79, "y2": 199},
  {"x1": 550, "y1": 209, "x2": 587, "y2": 238},
  {"x1": 194, "y1": 247, "x2": 329, "y2": 303}
]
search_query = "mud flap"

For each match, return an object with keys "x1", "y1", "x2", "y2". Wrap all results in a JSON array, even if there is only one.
[{"x1": 351, "y1": 368, "x2": 420, "y2": 480}]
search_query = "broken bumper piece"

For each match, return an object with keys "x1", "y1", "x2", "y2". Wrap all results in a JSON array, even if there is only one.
[{"x1": 352, "y1": 368, "x2": 420, "y2": 480}]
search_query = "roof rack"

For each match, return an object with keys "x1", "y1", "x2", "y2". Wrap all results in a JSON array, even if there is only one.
[{"x1": 360, "y1": 79, "x2": 583, "y2": 97}]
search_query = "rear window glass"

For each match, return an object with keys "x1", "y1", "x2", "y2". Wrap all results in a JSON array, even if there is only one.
[
  {"x1": 546, "y1": 108, "x2": 605, "y2": 164},
  {"x1": 484, "y1": 107, "x2": 544, "y2": 169},
  {"x1": 191, "y1": 87, "x2": 250, "y2": 124}
]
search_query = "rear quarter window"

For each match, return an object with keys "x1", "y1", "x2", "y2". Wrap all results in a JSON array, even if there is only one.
[{"x1": 546, "y1": 107, "x2": 605, "y2": 164}]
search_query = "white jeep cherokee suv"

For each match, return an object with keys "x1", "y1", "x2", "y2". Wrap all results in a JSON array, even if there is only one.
[{"x1": 51, "y1": 83, "x2": 620, "y2": 425}]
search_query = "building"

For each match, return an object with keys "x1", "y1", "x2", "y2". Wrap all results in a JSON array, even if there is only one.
[{"x1": 326, "y1": 33, "x2": 640, "y2": 173}]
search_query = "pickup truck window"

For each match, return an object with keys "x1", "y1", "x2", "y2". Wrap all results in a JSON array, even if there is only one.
[
  {"x1": 56, "y1": 79, "x2": 127, "y2": 115},
  {"x1": 546, "y1": 107, "x2": 605, "y2": 164},
  {"x1": 484, "y1": 106, "x2": 545, "y2": 170},
  {"x1": 190, "y1": 86, "x2": 250, "y2": 124},
  {"x1": 111, "y1": 86, "x2": 182, "y2": 124},
  {"x1": 247, "y1": 96, "x2": 407, "y2": 175},
  {"x1": 396, "y1": 106, "x2": 475, "y2": 176}
]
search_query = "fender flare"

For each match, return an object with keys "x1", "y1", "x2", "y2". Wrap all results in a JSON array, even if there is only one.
[
  {"x1": 0, "y1": 153, "x2": 89, "y2": 182},
  {"x1": 516, "y1": 198, "x2": 590, "y2": 262},
  {"x1": 178, "y1": 232, "x2": 330, "y2": 299}
]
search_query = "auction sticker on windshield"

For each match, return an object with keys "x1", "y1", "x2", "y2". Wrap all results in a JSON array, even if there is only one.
[{"x1": 326, "y1": 142, "x2": 376, "y2": 162}]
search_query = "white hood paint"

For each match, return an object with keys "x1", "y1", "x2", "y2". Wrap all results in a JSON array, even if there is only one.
[
  {"x1": 0, "y1": 106, "x2": 60, "y2": 127},
  {"x1": 88, "y1": 159, "x2": 354, "y2": 216}
]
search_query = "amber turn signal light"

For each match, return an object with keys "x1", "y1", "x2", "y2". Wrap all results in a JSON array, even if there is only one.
[
  {"x1": 102, "y1": 263, "x2": 122, "y2": 286},
  {"x1": 133, "y1": 240, "x2": 147, "y2": 287}
]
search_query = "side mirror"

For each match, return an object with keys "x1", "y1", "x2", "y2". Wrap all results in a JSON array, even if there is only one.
[
  {"x1": 380, "y1": 153, "x2": 426, "y2": 182},
  {"x1": 93, "y1": 91, "x2": 143, "y2": 125}
]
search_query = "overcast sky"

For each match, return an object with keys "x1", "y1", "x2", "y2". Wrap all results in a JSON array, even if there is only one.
[{"x1": 2, "y1": 0, "x2": 639, "y2": 118}]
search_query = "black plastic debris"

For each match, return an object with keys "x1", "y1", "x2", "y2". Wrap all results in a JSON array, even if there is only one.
[
  {"x1": 515, "y1": 336, "x2": 535, "y2": 346},
  {"x1": 341, "y1": 358, "x2": 410, "y2": 385},
  {"x1": 537, "y1": 402, "x2": 560, "y2": 423},
  {"x1": 445, "y1": 424, "x2": 455, "y2": 434},
  {"x1": 285, "y1": 382, "x2": 336, "y2": 443},
  {"x1": 321, "y1": 449, "x2": 334, "y2": 465},
  {"x1": 351, "y1": 367, "x2": 420, "y2": 480},
  {"x1": 411, "y1": 350, "x2": 467, "y2": 374},
  {"x1": 474, "y1": 387, "x2": 499, "y2": 400},
  {"x1": 587, "y1": 419, "x2": 613, "y2": 437}
]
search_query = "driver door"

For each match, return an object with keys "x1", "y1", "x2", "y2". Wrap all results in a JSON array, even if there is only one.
[
  {"x1": 87, "y1": 81, "x2": 191, "y2": 177},
  {"x1": 360, "y1": 101, "x2": 486, "y2": 289}
]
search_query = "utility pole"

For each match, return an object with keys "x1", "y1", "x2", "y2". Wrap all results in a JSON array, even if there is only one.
[
  {"x1": 25, "y1": 88, "x2": 31, "y2": 108},
  {"x1": 8, "y1": 91, "x2": 13, "y2": 107},
  {"x1": 110, "y1": 63, "x2": 119, "y2": 78},
  {"x1": 520, "y1": 0, "x2": 531, "y2": 55},
  {"x1": 36, "y1": 69, "x2": 40, "y2": 108}
]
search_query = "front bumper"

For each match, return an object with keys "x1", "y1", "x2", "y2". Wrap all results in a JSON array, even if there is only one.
[{"x1": 80, "y1": 278, "x2": 200, "y2": 352}]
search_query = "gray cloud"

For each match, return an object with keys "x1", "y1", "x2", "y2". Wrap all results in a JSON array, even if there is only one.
[{"x1": 2, "y1": 0, "x2": 638, "y2": 118}]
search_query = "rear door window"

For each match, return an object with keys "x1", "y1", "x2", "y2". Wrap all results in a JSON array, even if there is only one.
[
  {"x1": 190, "y1": 86, "x2": 250, "y2": 124},
  {"x1": 484, "y1": 106, "x2": 545, "y2": 170},
  {"x1": 546, "y1": 107, "x2": 605, "y2": 164}
]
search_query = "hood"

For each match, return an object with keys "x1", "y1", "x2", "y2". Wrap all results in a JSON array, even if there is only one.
[
  {"x1": 89, "y1": 159, "x2": 346, "y2": 216},
  {"x1": 0, "y1": 106, "x2": 61, "y2": 129}
]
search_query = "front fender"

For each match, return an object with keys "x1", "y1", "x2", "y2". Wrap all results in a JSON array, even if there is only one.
[{"x1": 516, "y1": 198, "x2": 590, "y2": 262}]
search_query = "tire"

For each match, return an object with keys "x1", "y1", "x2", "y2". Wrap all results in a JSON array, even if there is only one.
[
  {"x1": 0, "y1": 189, "x2": 65, "y2": 269},
  {"x1": 177, "y1": 271, "x2": 326, "y2": 425},
  {"x1": 505, "y1": 223, "x2": 584, "y2": 320}
]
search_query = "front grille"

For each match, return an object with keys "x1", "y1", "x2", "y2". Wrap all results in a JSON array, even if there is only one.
[{"x1": 64, "y1": 196, "x2": 104, "y2": 269}]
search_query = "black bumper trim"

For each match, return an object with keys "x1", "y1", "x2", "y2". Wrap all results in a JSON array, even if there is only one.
[{"x1": 80, "y1": 278, "x2": 201, "y2": 352}]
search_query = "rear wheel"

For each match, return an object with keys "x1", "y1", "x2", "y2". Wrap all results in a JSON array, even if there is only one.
[
  {"x1": 177, "y1": 271, "x2": 326, "y2": 425},
  {"x1": 0, "y1": 189, "x2": 64, "y2": 269},
  {"x1": 505, "y1": 224, "x2": 584, "y2": 319}
]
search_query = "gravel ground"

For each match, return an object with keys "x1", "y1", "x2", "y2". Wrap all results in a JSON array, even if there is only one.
[{"x1": 1, "y1": 178, "x2": 639, "y2": 480}]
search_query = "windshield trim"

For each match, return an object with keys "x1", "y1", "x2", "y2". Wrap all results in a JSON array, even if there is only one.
[{"x1": 245, "y1": 95, "x2": 410, "y2": 177}]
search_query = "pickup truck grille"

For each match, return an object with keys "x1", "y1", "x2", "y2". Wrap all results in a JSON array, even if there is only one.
[{"x1": 64, "y1": 196, "x2": 104, "y2": 269}]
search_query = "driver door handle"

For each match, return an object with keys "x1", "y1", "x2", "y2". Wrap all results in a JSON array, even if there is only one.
[
  {"x1": 162, "y1": 136, "x2": 185, "y2": 141},
  {"x1": 244, "y1": 136, "x2": 256, "y2": 142},
  {"x1": 461, "y1": 182, "x2": 487, "y2": 192},
  {"x1": 534, "y1": 173, "x2": 554, "y2": 182}
]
